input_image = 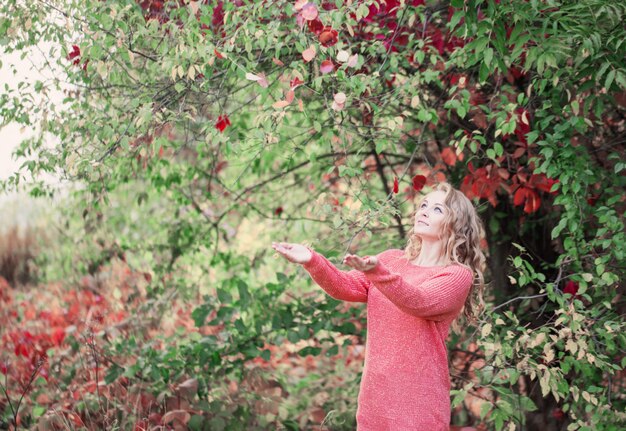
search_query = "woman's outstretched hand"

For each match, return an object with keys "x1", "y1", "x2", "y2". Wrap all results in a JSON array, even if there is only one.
[
  {"x1": 343, "y1": 253, "x2": 378, "y2": 272},
  {"x1": 272, "y1": 242, "x2": 313, "y2": 264}
]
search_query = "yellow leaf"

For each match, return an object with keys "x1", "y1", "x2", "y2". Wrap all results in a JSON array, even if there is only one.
[
  {"x1": 302, "y1": 46, "x2": 316, "y2": 62},
  {"x1": 337, "y1": 50, "x2": 350, "y2": 62},
  {"x1": 582, "y1": 391, "x2": 591, "y2": 403},
  {"x1": 346, "y1": 22, "x2": 354, "y2": 37},
  {"x1": 334, "y1": 92, "x2": 346, "y2": 104},
  {"x1": 530, "y1": 332, "x2": 546, "y2": 348},
  {"x1": 273, "y1": 100, "x2": 290, "y2": 109},
  {"x1": 521, "y1": 110, "x2": 529, "y2": 125},
  {"x1": 189, "y1": 0, "x2": 200, "y2": 15},
  {"x1": 481, "y1": 323, "x2": 492, "y2": 337}
]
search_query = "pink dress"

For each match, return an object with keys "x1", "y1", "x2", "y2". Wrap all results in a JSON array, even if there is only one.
[{"x1": 301, "y1": 248, "x2": 474, "y2": 431}]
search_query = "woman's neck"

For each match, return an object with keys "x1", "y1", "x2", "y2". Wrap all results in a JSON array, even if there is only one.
[{"x1": 411, "y1": 238, "x2": 448, "y2": 266}]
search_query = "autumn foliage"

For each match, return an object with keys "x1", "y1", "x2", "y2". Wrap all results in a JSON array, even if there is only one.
[{"x1": 1, "y1": 0, "x2": 625, "y2": 430}]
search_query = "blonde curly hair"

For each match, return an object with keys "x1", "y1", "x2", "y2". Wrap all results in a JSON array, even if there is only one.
[{"x1": 403, "y1": 182, "x2": 487, "y2": 325}]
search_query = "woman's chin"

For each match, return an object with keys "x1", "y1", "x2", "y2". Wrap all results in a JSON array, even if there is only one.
[{"x1": 413, "y1": 230, "x2": 438, "y2": 241}]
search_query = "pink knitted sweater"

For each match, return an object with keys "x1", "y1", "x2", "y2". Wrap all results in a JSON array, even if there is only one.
[{"x1": 301, "y1": 247, "x2": 474, "y2": 431}]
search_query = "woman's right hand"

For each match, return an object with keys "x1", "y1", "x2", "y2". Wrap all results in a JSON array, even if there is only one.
[{"x1": 271, "y1": 242, "x2": 313, "y2": 264}]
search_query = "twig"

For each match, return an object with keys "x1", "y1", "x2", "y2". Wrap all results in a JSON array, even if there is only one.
[{"x1": 493, "y1": 293, "x2": 548, "y2": 311}]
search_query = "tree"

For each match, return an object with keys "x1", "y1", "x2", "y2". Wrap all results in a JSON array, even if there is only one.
[{"x1": 1, "y1": 0, "x2": 625, "y2": 429}]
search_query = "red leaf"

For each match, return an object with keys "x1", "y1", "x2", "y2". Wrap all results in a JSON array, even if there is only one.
[
  {"x1": 15, "y1": 343, "x2": 29, "y2": 357},
  {"x1": 319, "y1": 27, "x2": 338, "y2": 47},
  {"x1": 307, "y1": 18, "x2": 324, "y2": 35},
  {"x1": 512, "y1": 147, "x2": 526, "y2": 159},
  {"x1": 563, "y1": 280, "x2": 579, "y2": 296},
  {"x1": 285, "y1": 90, "x2": 295, "y2": 103},
  {"x1": 587, "y1": 194, "x2": 599, "y2": 206},
  {"x1": 215, "y1": 114, "x2": 231, "y2": 132},
  {"x1": 301, "y1": 3, "x2": 318, "y2": 20},
  {"x1": 290, "y1": 77, "x2": 304, "y2": 89},
  {"x1": 412, "y1": 175, "x2": 426, "y2": 191},
  {"x1": 529, "y1": 174, "x2": 559, "y2": 194},
  {"x1": 514, "y1": 186, "x2": 541, "y2": 213},
  {"x1": 515, "y1": 108, "x2": 531, "y2": 143},
  {"x1": 162, "y1": 410, "x2": 191, "y2": 425},
  {"x1": 52, "y1": 328, "x2": 65, "y2": 346},
  {"x1": 67, "y1": 45, "x2": 80, "y2": 61},
  {"x1": 274, "y1": 207, "x2": 283, "y2": 216},
  {"x1": 513, "y1": 187, "x2": 526, "y2": 206},
  {"x1": 320, "y1": 60, "x2": 334, "y2": 74},
  {"x1": 214, "y1": 48, "x2": 225, "y2": 59},
  {"x1": 393, "y1": 177, "x2": 399, "y2": 193},
  {"x1": 441, "y1": 147, "x2": 457, "y2": 166},
  {"x1": 302, "y1": 46, "x2": 316, "y2": 62},
  {"x1": 272, "y1": 100, "x2": 290, "y2": 109},
  {"x1": 552, "y1": 409, "x2": 565, "y2": 421}
]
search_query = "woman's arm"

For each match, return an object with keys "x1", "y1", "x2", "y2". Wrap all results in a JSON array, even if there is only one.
[
  {"x1": 301, "y1": 247, "x2": 371, "y2": 303},
  {"x1": 363, "y1": 261, "x2": 473, "y2": 321}
]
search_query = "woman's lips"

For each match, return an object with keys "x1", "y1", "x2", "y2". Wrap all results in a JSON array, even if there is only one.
[{"x1": 417, "y1": 220, "x2": 429, "y2": 226}]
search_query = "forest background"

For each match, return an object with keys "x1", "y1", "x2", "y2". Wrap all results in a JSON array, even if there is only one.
[{"x1": 0, "y1": 0, "x2": 625, "y2": 430}]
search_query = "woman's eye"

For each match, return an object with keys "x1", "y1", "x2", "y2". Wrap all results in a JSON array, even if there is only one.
[{"x1": 435, "y1": 207, "x2": 442, "y2": 213}]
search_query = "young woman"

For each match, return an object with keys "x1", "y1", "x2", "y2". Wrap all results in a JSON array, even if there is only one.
[{"x1": 271, "y1": 182, "x2": 487, "y2": 430}]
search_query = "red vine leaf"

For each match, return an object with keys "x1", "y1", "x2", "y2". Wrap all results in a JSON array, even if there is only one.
[{"x1": 412, "y1": 175, "x2": 427, "y2": 191}]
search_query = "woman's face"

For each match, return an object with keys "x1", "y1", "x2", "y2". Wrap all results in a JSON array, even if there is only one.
[{"x1": 413, "y1": 190, "x2": 448, "y2": 240}]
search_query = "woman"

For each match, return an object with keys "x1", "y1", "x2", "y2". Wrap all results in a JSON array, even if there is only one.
[{"x1": 271, "y1": 182, "x2": 487, "y2": 430}]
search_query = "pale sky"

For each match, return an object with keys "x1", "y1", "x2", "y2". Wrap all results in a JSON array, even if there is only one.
[{"x1": 0, "y1": 43, "x2": 66, "y2": 228}]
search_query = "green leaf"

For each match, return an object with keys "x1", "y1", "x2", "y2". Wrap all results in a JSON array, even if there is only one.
[
  {"x1": 188, "y1": 415, "x2": 205, "y2": 431},
  {"x1": 484, "y1": 47, "x2": 493, "y2": 67},
  {"x1": 260, "y1": 349, "x2": 271, "y2": 361},
  {"x1": 236, "y1": 279, "x2": 251, "y2": 306},
  {"x1": 298, "y1": 346, "x2": 322, "y2": 357},
  {"x1": 192, "y1": 304, "x2": 212, "y2": 327},
  {"x1": 417, "y1": 109, "x2": 431, "y2": 122},
  {"x1": 480, "y1": 402, "x2": 491, "y2": 420},
  {"x1": 604, "y1": 69, "x2": 616, "y2": 90},
  {"x1": 325, "y1": 344, "x2": 339, "y2": 357},
  {"x1": 32, "y1": 406, "x2": 46, "y2": 419},
  {"x1": 494, "y1": 142, "x2": 503, "y2": 157},
  {"x1": 105, "y1": 363, "x2": 124, "y2": 384},
  {"x1": 479, "y1": 61, "x2": 490, "y2": 82},
  {"x1": 217, "y1": 287, "x2": 232, "y2": 303}
]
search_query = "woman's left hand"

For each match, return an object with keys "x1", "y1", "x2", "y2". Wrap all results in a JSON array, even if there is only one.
[{"x1": 343, "y1": 253, "x2": 378, "y2": 272}]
